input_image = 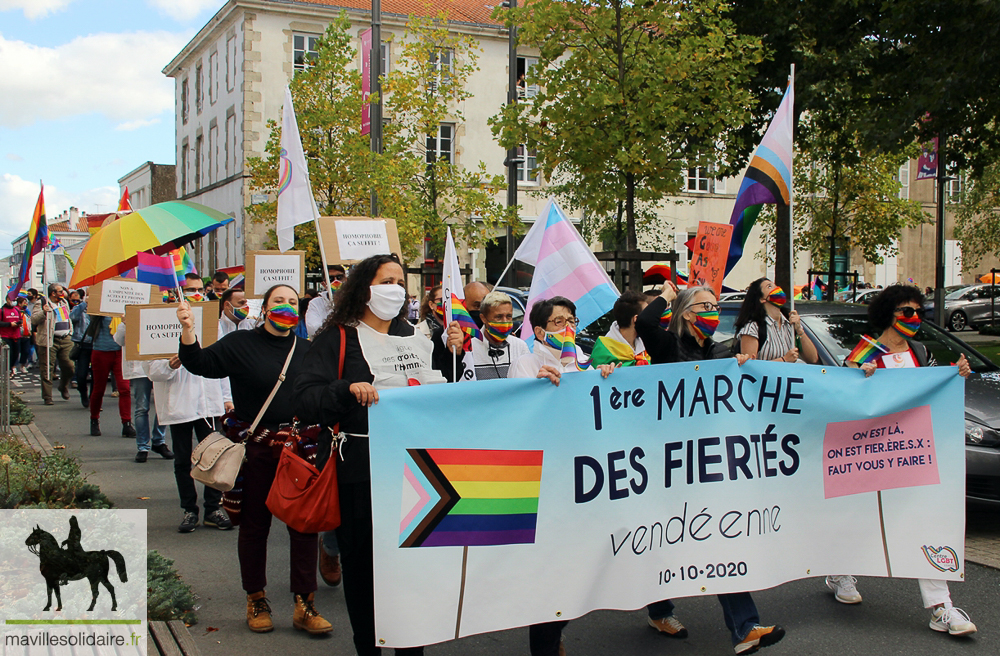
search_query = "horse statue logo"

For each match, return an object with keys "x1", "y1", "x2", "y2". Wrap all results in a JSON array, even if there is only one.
[{"x1": 24, "y1": 516, "x2": 128, "y2": 612}]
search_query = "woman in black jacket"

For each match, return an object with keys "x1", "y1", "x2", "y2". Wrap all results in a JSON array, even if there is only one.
[
  {"x1": 636, "y1": 284, "x2": 785, "y2": 655},
  {"x1": 177, "y1": 284, "x2": 332, "y2": 636},
  {"x1": 295, "y1": 253, "x2": 444, "y2": 656}
]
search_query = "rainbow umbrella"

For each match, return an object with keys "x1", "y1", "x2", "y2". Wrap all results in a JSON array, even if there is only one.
[{"x1": 69, "y1": 201, "x2": 233, "y2": 287}]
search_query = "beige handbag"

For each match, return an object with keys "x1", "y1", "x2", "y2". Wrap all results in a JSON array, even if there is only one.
[{"x1": 190, "y1": 339, "x2": 296, "y2": 492}]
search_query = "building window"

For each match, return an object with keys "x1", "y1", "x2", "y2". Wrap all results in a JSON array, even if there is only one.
[
  {"x1": 195, "y1": 135, "x2": 203, "y2": 190},
  {"x1": 686, "y1": 166, "x2": 710, "y2": 193},
  {"x1": 898, "y1": 160, "x2": 910, "y2": 200},
  {"x1": 293, "y1": 33, "x2": 320, "y2": 72},
  {"x1": 429, "y1": 49, "x2": 453, "y2": 94},
  {"x1": 195, "y1": 62, "x2": 203, "y2": 114},
  {"x1": 381, "y1": 41, "x2": 390, "y2": 78},
  {"x1": 516, "y1": 145, "x2": 538, "y2": 184},
  {"x1": 181, "y1": 78, "x2": 189, "y2": 124},
  {"x1": 426, "y1": 124, "x2": 454, "y2": 165},
  {"x1": 226, "y1": 35, "x2": 237, "y2": 92},
  {"x1": 181, "y1": 143, "x2": 189, "y2": 194},
  {"x1": 516, "y1": 56, "x2": 539, "y2": 99},
  {"x1": 209, "y1": 51, "x2": 218, "y2": 104},
  {"x1": 229, "y1": 114, "x2": 239, "y2": 173},
  {"x1": 208, "y1": 125, "x2": 218, "y2": 185},
  {"x1": 946, "y1": 171, "x2": 964, "y2": 204}
]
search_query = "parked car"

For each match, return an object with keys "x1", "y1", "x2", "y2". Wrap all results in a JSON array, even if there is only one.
[
  {"x1": 718, "y1": 300, "x2": 1000, "y2": 503},
  {"x1": 494, "y1": 286, "x2": 529, "y2": 333},
  {"x1": 719, "y1": 291, "x2": 746, "y2": 302},
  {"x1": 835, "y1": 288, "x2": 881, "y2": 304},
  {"x1": 923, "y1": 284, "x2": 1000, "y2": 332}
]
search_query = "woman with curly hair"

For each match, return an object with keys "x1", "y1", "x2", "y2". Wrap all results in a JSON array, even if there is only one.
[
  {"x1": 295, "y1": 253, "x2": 446, "y2": 656},
  {"x1": 734, "y1": 278, "x2": 818, "y2": 363},
  {"x1": 825, "y1": 284, "x2": 976, "y2": 636}
]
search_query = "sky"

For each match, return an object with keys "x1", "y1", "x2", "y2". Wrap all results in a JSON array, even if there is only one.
[{"x1": 0, "y1": 0, "x2": 225, "y2": 257}]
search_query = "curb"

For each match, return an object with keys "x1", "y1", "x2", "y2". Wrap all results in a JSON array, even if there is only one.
[{"x1": 6, "y1": 422, "x2": 54, "y2": 455}]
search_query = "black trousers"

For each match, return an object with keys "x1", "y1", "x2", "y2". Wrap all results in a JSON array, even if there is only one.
[
  {"x1": 529, "y1": 622, "x2": 568, "y2": 656},
  {"x1": 74, "y1": 344, "x2": 92, "y2": 404},
  {"x1": 170, "y1": 419, "x2": 221, "y2": 515},
  {"x1": 336, "y1": 476, "x2": 424, "y2": 656}
]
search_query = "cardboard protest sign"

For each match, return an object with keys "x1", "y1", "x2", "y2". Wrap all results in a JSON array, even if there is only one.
[
  {"x1": 688, "y1": 221, "x2": 734, "y2": 298},
  {"x1": 124, "y1": 302, "x2": 218, "y2": 360},
  {"x1": 245, "y1": 250, "x2": 305, "y2": 298},
  {"x1": 317, "y1": 216, "x2": 402, "y2": 264},
  {"x1": 87, "y1": 278, "x2": 157, "y2": 317}
]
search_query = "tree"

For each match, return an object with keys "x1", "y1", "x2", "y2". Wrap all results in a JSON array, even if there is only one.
[
  {"x1": 490, "y1": 0, "x2": 764, "y2": 289},
  {"x1": 381, "y1": 12, "x2": 514, "y2": 260},
  {"x1": 954, "y1": 162, "x2": 1000, "y2": 272},
  {"x1": 757, "y1": 119, "x2": 929, "y2": 297}
]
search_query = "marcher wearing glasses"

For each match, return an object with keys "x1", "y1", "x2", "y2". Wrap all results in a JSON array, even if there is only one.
[
  {"x1": 734, "y1": 278, "x2": 818, "y2": 364},
  {"x1": 304, "y1": 264, "x2": 347, "y2": 338},
  {"x1": 827, "y1": 284, "x2": 977, "y2": 636},
  {"x1": 636, "y1": 284, "x2": 785, "y2": 655}
]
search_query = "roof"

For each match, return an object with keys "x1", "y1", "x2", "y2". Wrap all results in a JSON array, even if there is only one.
[{"x1": 279, "y1": 0, "x2": 502, "y2": 26}]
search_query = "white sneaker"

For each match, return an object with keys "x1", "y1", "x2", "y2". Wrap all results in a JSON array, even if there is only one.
[
  {"x1": 825, "y1": 575, "x2": 862, "y2": 604},
  {"x1": 930, "y1": 606, "x2": 977, "y2": 636}
]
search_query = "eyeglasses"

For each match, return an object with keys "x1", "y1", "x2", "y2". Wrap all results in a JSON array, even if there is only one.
[
  {"x1": 547, "y1": 317, "x2": 577, "y2": 329},
  {"x1": 895, "y1": 307, "x2": 925, "y2": 319},
  {"x1": 330, "y1": 274, "x2": 345, "y2": 281},
  {"x1": 182, "y1": 287, "x2": 204, "y2": 294},
  {"x1": 692, "y1": 302, "x2": 721, "y2": 312}
]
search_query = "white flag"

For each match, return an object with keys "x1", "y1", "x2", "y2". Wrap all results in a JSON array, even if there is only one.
[{"x1": 276, "y1": 85, "x2": 320, "y2": 252}]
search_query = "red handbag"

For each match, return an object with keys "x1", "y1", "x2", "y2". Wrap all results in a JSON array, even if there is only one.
[{"x1": 265, "y1": 326, "x2": 345, "y2": 534}]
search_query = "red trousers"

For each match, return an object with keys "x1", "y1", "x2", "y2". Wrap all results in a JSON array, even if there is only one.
[{"x1": 90, "y1": 349, "x2": 130, "y2": 423}]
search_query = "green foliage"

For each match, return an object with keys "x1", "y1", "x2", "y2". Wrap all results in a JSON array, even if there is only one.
[
  {"x1": 977, "y1": 324, "x2": 1000, "y2": 338},
  {"x1": 147, "y1": 551, "x2": 198, "y2": 625},
  {"x1": 955, "y1": 162, "x2": 1000, "y2": 272},
  {"x1": 10, "y1": 392, "x2": 33, "y2": 425},
  {"x1": 491, "y1": 0, "x2": 764, "y2": 286},
  {"x1": 0, "y1": 437, "x2": 113, "y2": 509},
  {"x1": 245, "y1": 11, "x2": 517, "y2": 264}
]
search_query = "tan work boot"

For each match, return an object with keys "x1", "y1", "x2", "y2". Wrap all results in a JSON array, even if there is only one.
[
  {"x1": 293, "y1": 592, "x2": 333, "y2": 634},
  {"x1": 246, "y1": 591, "x2": 274, "y2": 633}
]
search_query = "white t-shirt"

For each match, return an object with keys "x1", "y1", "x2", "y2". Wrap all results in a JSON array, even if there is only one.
[
  {"x1": 510, "y1": 340, "x2": 583, "y2": 379},
  {"x1": 356, "y1": 321, "x2": 447, "y2": 389},
  {"x1": 470, "y1": 334, "x2": 532, "y2": 380}
]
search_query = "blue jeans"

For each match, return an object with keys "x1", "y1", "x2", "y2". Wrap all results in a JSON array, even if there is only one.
[
  {"x1": 132, "y1": 377, "x2": 165, "y2": 451},
  {"x1": 649, "y1": 593, "x2": 759, "y2": 645},
  {"x1": 321, "y1": 530, "x2": 339, "y2": 555},
  {"x1": 718, "y1": 592, "x2": 760, "y2": 645}
]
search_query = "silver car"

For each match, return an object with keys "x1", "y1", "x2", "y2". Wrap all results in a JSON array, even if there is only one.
[{"x1": 930, "y1": 284, "x2": 1000, "y2": 332}]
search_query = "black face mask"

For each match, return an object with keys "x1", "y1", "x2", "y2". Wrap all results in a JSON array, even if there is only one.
[{"x1": 470, "y1": 309, "x2": 483, "y2": 329}]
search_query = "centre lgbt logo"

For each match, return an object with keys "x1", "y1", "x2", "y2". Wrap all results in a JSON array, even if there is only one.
[{"x1": 399, "y1": 449, "x2": 543, "y2": 548}]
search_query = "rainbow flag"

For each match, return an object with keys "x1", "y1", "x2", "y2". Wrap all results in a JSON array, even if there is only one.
[
  {"x1": 8, "y1": 184, "x2": 49, "y2": 302},
  {"x1": 543, "y1": 325, "x2": 587, "y2": 370},
  {"x1": 217, "y1": 265, "x2": 245, "y2": 278},
  {"x1": 171, "y1": 247, "x2": 197, "y2": 277},
  {"x1": 726, "y1": 81, "x2": 794, "y2": 275},
  {"x1": 449, "y1": 293, "x2": 481, "y2": 349},
  {"x1": 846, "y1": 335, "x2": 889, "y2": 365},
  {"x1": 52, "y1": 304, "x2": 70, "y2": 324},
  {"x1": 443, "y1": 228, "x2": 481, "y2": 353},
  {"x1": 589, "y1": 336, "x2": 649, "y2": 367},
  {"x1": 135, "y1": 252, "x2": 178, "y2": 289},
  {"x1": 659, "y1": 307, "x2": 672, "y2": 329},
  {"x1": 400, "y1": 448, "x2": 543, "y2": 548}
]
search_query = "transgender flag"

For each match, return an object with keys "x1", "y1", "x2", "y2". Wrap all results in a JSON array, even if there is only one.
[
  {"x1": 725, "y1": 80, "x2": 794, "y2": 275},
  {"x1": 517, "y1": 200, "x2": 619, "y2": 340}
]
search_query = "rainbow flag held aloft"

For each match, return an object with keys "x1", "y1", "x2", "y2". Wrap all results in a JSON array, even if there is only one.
[
  {"x1": 8, "y1": 185, "x2": 49, "y2": 302},
  {"x1": 171, "y1": 247, "x2": 197, "y2": 277},
  {"x1": 726, "y1": 80, "x2": 794, "y2": 275},
  {"x1": 135, "y1": 252, "x2": 178, "y2": 289},
  {"x1": 400, "y1": 448, "x2": 543, "y2": 548},
  {"x1": 443, "y1": 228, "x2": 480, "y2": 354},
  {"x1": 846, "y1": 335, "x2": 889, "y2": 366},
  {"x1": 589, "y1": 336, "x2": 649, "y2": 367},
  {"x1": 217, "y1": 265, "x2": 245, "y2": 278},
  {"x1": 449, "y1": 293, "x2": 481, "y2": 348}
]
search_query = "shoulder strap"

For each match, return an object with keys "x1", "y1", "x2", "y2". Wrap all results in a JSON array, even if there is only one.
[
  {"x1": 249, "y1": 336, "x2": 297, "y2": 433},
  {"x1": 337, "y1": 325, "x2": 346, "y2": 378}
]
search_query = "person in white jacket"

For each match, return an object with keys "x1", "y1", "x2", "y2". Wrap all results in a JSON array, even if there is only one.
[
  {"x1": 218, "y1": 288, "x2": 255, "y2": 337},
  {"x1": 146, "y1": 355, "x2": 234, "y2": 533},
  {"x1": 114, "y1": 323, "x2": 172, "y2": 464}
]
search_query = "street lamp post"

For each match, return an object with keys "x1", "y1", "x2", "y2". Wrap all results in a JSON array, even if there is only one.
[
  {"x1": 503, "y1": 0, "x2": 519, "y2": 287},
  {"x1": 370, "y1": 0, "x2": 383, "y2": 217}
]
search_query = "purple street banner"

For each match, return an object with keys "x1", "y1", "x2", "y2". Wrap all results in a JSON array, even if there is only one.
[
  {"x1": 361, "y1": 28, "x2": 372, "y2": 136},
  {"x1": 369, "y1": 360, "x2": 966, "y2": 648},
  {"x1": 916, "y1": 137, "x2": 939, "y2": 180}
]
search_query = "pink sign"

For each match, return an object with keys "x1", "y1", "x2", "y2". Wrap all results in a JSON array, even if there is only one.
[
  {"x1": 822, "y1": 405, "x2": 939, "y2": 499},
  {"x1": 361, "y1": 27, "x2": 372, "y2": 136}
]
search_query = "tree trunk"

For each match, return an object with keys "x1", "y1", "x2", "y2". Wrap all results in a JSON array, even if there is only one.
[
  {"x1": 827, "y1": 166, "x2": 841, "y2": 302},
  {"x1": 625, "y1": 172, "x2": 641, "y2": 291}
]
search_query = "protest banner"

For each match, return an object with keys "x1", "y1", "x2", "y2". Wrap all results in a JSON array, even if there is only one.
[
  {"x1": 688, "y1": 221, "x2": 734, "y2": 298},
  {"x1": 124, "y1": 302, "x2": 217, "y2": 360},
  {"x1": 87, "y1": 278, "x2": 157, "y2": 317},
  {"x1": 245, "y1": 250, "x2": 305, "y2": 298},
  {"x1": 368, "y1": 360, "x2": 965, "y2": 648},
  {"x1": 317, "y1": 216, "x2": 402, "y2": 264}
]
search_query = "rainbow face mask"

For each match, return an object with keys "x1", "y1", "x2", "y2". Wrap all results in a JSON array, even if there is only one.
[
  {"x1": 893, "y1": 313, "x2": 921, "y2": 338},
  {"x1": 230, "y1": 304, "x2": 249, "y2": 322},
  {"x1": 689, "y1": 310, "x2": 720, "y2": 340},
  {"x1": 330, "y1": 278, "x2": 343, "y2": 291},
  {"x1": 483, "y1": 318, "x2": 514, "y2": 344},
  {"x1": 185, "y1": 291, "x2": 205, "y2": 303},
  {"x1": 543, "y1": 324, "x2": 578, "y2": 367},
  {"x1": 767, "y1": 287, "x2": 787, "y2": 307},
  {"x1": 266, "y1": 303, "x2": 299, "y2": 332}
]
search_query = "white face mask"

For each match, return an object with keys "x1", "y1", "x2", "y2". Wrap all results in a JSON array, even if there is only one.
[{"x1": 368, "y1": 284, "x2": 406, "y2": 321}]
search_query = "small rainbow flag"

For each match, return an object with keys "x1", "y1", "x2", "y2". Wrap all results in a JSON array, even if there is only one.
[
  {"x1": 217, "y1": 265, "x2": 245, "y2": 278},
  {"x1": 659, "y1": 307, "x2": 672, "y2": 329},
  {"x1": 449, "y1": 293, "x2": 481, "y2": 351},
  {"x1": 846, "y1": 335, "x2": 889, "y2": 365},
  {"x1": 171, "y1": 247, "x2": 197, "y2": 277},
  {"x1": 589, "y1": 336, "x2": 649, "y2": 367},
  {"x1": 543, "y1": 325, "x2": 586, "y2": 370},
  {"x1": 400, "y1": 448, "x2": 543, "y2": 548}
]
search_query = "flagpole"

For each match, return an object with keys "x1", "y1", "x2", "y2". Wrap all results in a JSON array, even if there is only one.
[
  {"x1": 788, "y1": 63, "x2": 796, "y2": 314},
  {"x1": 493, "y1": 256, "x2": 516, "y2": 289}
]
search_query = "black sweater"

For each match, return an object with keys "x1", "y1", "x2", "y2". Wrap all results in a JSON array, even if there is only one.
[
  {"x1": 178, "y1": 328, "x2": 310, "y2": 429},
  {"x1": 636, "y1": 295, "x2": 731, "y2": 364},
  {"x1": 294, "y1": 318, "x2": 415, "y2": 483}
]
